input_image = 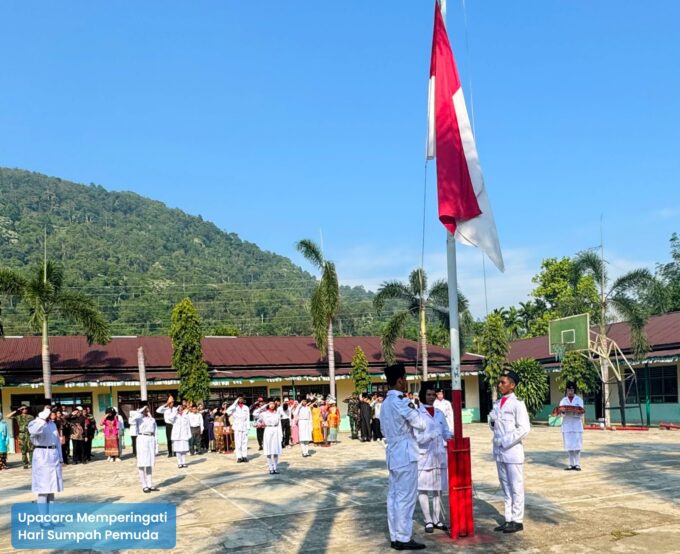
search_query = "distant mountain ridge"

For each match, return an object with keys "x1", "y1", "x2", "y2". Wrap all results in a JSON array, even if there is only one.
[{"x1": 0, "y1": 167, "x2": 378, "y2": 337}]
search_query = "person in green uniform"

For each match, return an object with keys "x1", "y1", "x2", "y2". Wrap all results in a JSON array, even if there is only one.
[{"x1": 7, "y1": 406, "x2": 34, "y2": 469}]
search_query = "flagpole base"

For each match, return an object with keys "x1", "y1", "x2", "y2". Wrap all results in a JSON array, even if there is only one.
[{"x1": 447, "y1": 436, "x2": 474, "y2": 539}]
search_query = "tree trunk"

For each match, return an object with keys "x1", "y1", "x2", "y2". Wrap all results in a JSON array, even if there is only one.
[
  {"x1": 42, "y1": 318, "x2": 52, "y2": 400},
  {"x1": 327, "y1": 320, "x2": 336, "y2": 399},
  {"x1": 420, "y1": 305, "x2": 428, "y2": 381}
]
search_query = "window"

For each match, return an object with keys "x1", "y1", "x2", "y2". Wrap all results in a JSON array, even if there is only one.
[
  {"x1": 422, "y1": 379, "x2": 466, "y2": 407},
  {"x1": 628, "y1": 366, "x2": 678, "y2": 404},
  {"x1": 282, "y1": 384, "x2": 330, "y2": 401},
  {"x1": 10, "y1": 393, "x2": 93, "y2": 414}
]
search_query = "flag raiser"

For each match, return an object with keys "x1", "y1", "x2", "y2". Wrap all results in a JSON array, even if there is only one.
[{"x1": 427, "y1": 0, "x2": 504, "y2": 272}]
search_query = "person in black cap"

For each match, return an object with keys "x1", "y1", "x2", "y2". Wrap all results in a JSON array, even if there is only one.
[
  {"x1": 380, "y1": 363, "x2": 427, "y2": 551},
  {"x1": 558, "y1": 382, "x2": 585, "y2": 471},
  {"x1": 488, "y1": 370, "x2": 530, "y2": 534}
]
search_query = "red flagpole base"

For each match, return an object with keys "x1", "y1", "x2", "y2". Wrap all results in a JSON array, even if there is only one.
[{"x1": 448, "y1": 389, "x2": 474, "y2": 539}]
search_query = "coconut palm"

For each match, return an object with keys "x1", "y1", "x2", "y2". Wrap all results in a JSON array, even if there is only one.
[
  {"x1": 296, "y1": 239, "x2": 340, "y2": 399},
  {"x1": 373, "y1": 268, "x2": 472, "y2": 380},
  {"x1": 0, "y1": 268, "x2": 26, "y2": 337},
  {"x1": 2, "y1": 261, "x2": 111, "y2": 399},
  {"x1": 572, "y1": 251, "x2": 654, "y2": 425}
]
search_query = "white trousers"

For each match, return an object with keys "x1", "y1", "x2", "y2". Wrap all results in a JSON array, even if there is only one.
[
  {"x1": 266, "y1": 455, "x2": 279, "y2": 471},
  {"x1": 301, "y1": 442, "x2": 309, "y2": 456},
  {"x1": 568, "y1": 450, "x2": 581, "y2": 467},
  {"x1": 138, "y1": 467, "x2": 153, "y2": 489},
  {"x1": 387, "y1": 462, "x2": 418, "y2": 542},
  {"x1": 496, "y1": 462, "x2": 524, "y2": 523},
  {"x1": 235, "y1": 430, "x2": 249, "y2": 459},
  {"x1": 176, "y1": 452, "x2": 186, "y2": 466}
]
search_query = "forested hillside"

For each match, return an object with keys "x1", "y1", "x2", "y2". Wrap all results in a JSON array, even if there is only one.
[{"x1": 0, "y1": 168, "x2": 379, "y2": 337}]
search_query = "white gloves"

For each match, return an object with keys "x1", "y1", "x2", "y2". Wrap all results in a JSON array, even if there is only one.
[{"x1": 38, "y1": 408, "x2": 51, "y2": 421}]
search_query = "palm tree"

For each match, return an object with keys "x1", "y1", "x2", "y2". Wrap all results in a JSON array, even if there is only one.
[
  {"x1": 502, "y1": 306, "x2": 524, "y2": 340},
  {"x1": 2, "y1": 261, "x2": 111, "y2": 399},
  {"x1": 373, "y1": 268, "x2": 472, "y2": 381},
  {"x1": 572, "y1": 251, "x2": 654, "y2": 425},
  {"x1": 0, "y1": 268, "x2": 26, "y2": 337},
  {"x1": 296, "y1": 239, "x2": 340, "y2": 399}
]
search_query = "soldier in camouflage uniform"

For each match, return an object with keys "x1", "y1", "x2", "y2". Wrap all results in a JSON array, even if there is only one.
[
  {"x1": 343, "y1": 393, "x2": 361, "y2": 440},
  {"x1": 7, "y1": 406, "x2": 34, "y2": 468}
]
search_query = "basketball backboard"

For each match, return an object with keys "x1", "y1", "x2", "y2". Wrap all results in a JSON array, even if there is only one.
[{"x1": 548, "y1": 313, "x2": 590, "y2": 357}]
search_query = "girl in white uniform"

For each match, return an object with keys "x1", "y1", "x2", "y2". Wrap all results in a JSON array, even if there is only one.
[
  {"x1": 129, "y1": 406, "x2": 158, "y2": 493},
  {"x1": 255, "y1": 401, "x2": 282, "y2": 474},
  {"x1": 415, "y1": 384, "x2": 452, "y2": 533},
  {"x1": 559, "y1": 382, "x2": 585, "y2": 471},
  {"x1": 168, "y1": 405, "x2": 192, "y2": 468},
  {"x1": 28, "y1": 407, "x2": 63, "y2": 512},
  {"x1": 295, "y1": 399, "x2": 312, "y2": 457}
]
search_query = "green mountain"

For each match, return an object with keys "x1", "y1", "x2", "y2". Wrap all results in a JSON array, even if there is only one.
[{"x1": 0, "y1": 168, "x2": 379, "y2": 337}]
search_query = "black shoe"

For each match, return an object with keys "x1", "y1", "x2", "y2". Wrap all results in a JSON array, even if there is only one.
[
  {"x1": 167, "y1": 454, "x2": 173, "y2": 458},
  {"x1": 424, "y1": 522, "x2": 434, "y2": 534},
  {"x1": 148, "y1": 487, "x2": 159, "y2": 492},
  {"x1": 143, "y1": 487, "x2": 151, "y2": 493},
  {"x1": 273, "y1": 470, "x2": 280, "y2": 474},
  {"x1": 503, "y1": 522, "x2": 524, "y2": 533},
  {"x1": 494, "y1": 522, "x2": 509, "y2": 532},
  {"x1": 258, "y1": 446, "x2": 263, "y2": 451},
  {"x1": 236, "y1": 458, "x2": 243, "y2": 463},
  {"x1": 574, "y1": 465, "x2": 582, "y2": 471},
  {"x1": 564, "y1": 466, "x2": 575, "y2": 471},
  {"x1": 243, "y1": 458, "x2": 249, "y2": 463},
  {"x1": 391, "y1": 539, "x2": 426, "y2": 550},
  {"x1": 433, "y1": 522, "x2": 448, "y2": 532}
]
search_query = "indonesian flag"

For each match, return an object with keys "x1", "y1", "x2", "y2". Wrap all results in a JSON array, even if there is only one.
[{"x1": 427, "y1": 0, "x2": 504, "y2": 272}]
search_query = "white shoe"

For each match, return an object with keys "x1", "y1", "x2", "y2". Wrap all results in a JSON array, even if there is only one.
[
  {"x1": 107, "y1": 457, "x2": 113, "y2": 462},
  {"x1": 115, "y1": 458, "x2": 122, "y2": 462}
]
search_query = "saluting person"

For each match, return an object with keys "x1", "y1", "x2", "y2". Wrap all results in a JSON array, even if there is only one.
[
  {"x1": 559, "y1": 382, "x2": 585, "y2": 471},
  {"x1": 168, "y1": 404, "x2": 192, "y2": 468},
  {"x1": 227, "y1": 397, "x2": 251, "y2": 463},
  {"x1": 156, "y1": 395, "x2": 178, "y2": 457},
  {"x1": 129, "y1": 406, "x2": 159, "y2": 493},
  {"x1": 489, "y1": 371, "x2": 530, "y2": 534},
  {"x1": 380, "y1": 363, "x2": 427, "y2": 551},
  {"x1": 28, "y1": 406, "x2": 63, "y2": 510}
]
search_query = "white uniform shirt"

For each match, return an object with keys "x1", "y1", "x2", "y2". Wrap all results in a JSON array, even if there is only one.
[
  {"x1": 414, "y1": 405, "x2": 452, "y2": 471},
  {"x1": 489, "y1": 393, "x2": 530, "y2": 464},
  {"x1": 379, "y1": 389, "x2": 426, "y2": 470},
  {"x1": 117, "y1": 414, "x2": 125, "y2": 437},
  {"x1": 433, "y1": 398, "x2": 454, "y2": 434},
  {"x1": 373, "y1": 400, "x2": 383, "y2": 419},
  {"x1": 156, "y1": 405, "x2": 178, "y2": 425},
  {"x1": 169, "y1": 411, "x2": 192, "y2": 441},
  {"x1": 226, "y1": 401, "x2": 251, "y2": 432},
  {"x1": 559, "y1": 395, "x2": 584, "y2": 433},
  {"x1": 187, "y1": 412, "x2": 204, "y2": 431}
]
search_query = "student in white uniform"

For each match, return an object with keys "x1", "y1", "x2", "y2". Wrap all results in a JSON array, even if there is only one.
[
  {"x1": 559, "y1": 382, "x2": 585, "y2": 471},
  {"x1": 116, "y1": 408, "x2": 126, "y2": 458},
  {"x1": 129, "y1": 406, "x2": 159, "y2": 493},
  {"x1": 168, "y1": 405, "x2": 192, "y2": 468},
  {"x1": 226, "y1": 397, "x2": 251, "y2": 463},
  {"x1": 295, "y1": 398, "x2": 312, "y2": 457},
  {"x1": 28, "y1": 407, "x2": 63, "y2": 512},
  {"x1": 432, "y1": 390, "x2": 454, "y2": 435},
  {"x1": 415, "y1": 383, "x2": 452, "y2": 534},
  {"x1": 489, "y1": 370, "x2": 530, "y2": 534},
  {"x1": 156, "y1": 395, "x2": 178, "y2": 458},
  {"x1": 380, "y1": 363, "x2": 427, "y2": 551},
  {"x1": 255, "y1": 400, "x2": 283, "y2": 474}
]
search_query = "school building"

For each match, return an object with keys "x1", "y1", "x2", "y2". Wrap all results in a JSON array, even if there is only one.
[{"x1": 1, "y1": 311, "x2": 678, "y2": 452}]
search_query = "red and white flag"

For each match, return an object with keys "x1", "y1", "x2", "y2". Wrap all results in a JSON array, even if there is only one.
[{"x1": 426, "y1": 0, "x2": 504, "y2": 272}]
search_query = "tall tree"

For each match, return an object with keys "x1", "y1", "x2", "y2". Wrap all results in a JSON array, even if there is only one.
[
  {"x1": 478, "y1": 312, "x2": 509, "y2": 402},
  {"x1": 0, "y1": 268, "x2": 25, "y2": 337},
  {"x1": 510, "y1": 358, "x2": 550, "y2": 419},
  {"x1": 170, "y1": 298, "x2": 210, "y2": 404},
  {"x1": 350, "y1": 346, "x2": 371, "y2": 395},
  {"x1": 646, "y1": 233, "x2": 680, "y2": 314},
  {"x1": 556, "y1": 352, "x2": 601, "y2": 397},
  {"x1": 572, "y1": 250, "x2": 654, "y2": 425},
  {"x1": 296, "y1": 239, "x2": 340, "y2": 399},
  {"x1": 373, "y1": 268, "x2": 472, "y2": 380},
  {"x1": 0, "y1": 262, "x2": 111, "y2": 399}
]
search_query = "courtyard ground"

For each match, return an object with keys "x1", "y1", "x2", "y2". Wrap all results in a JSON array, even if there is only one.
[{"x1": 0, "y1": 423, "x2": 679, "y2": 553}]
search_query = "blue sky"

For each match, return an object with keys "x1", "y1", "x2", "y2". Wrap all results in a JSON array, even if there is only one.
[{"x1": 1, "y1": 1, "x2": 678, "y2": 318}]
